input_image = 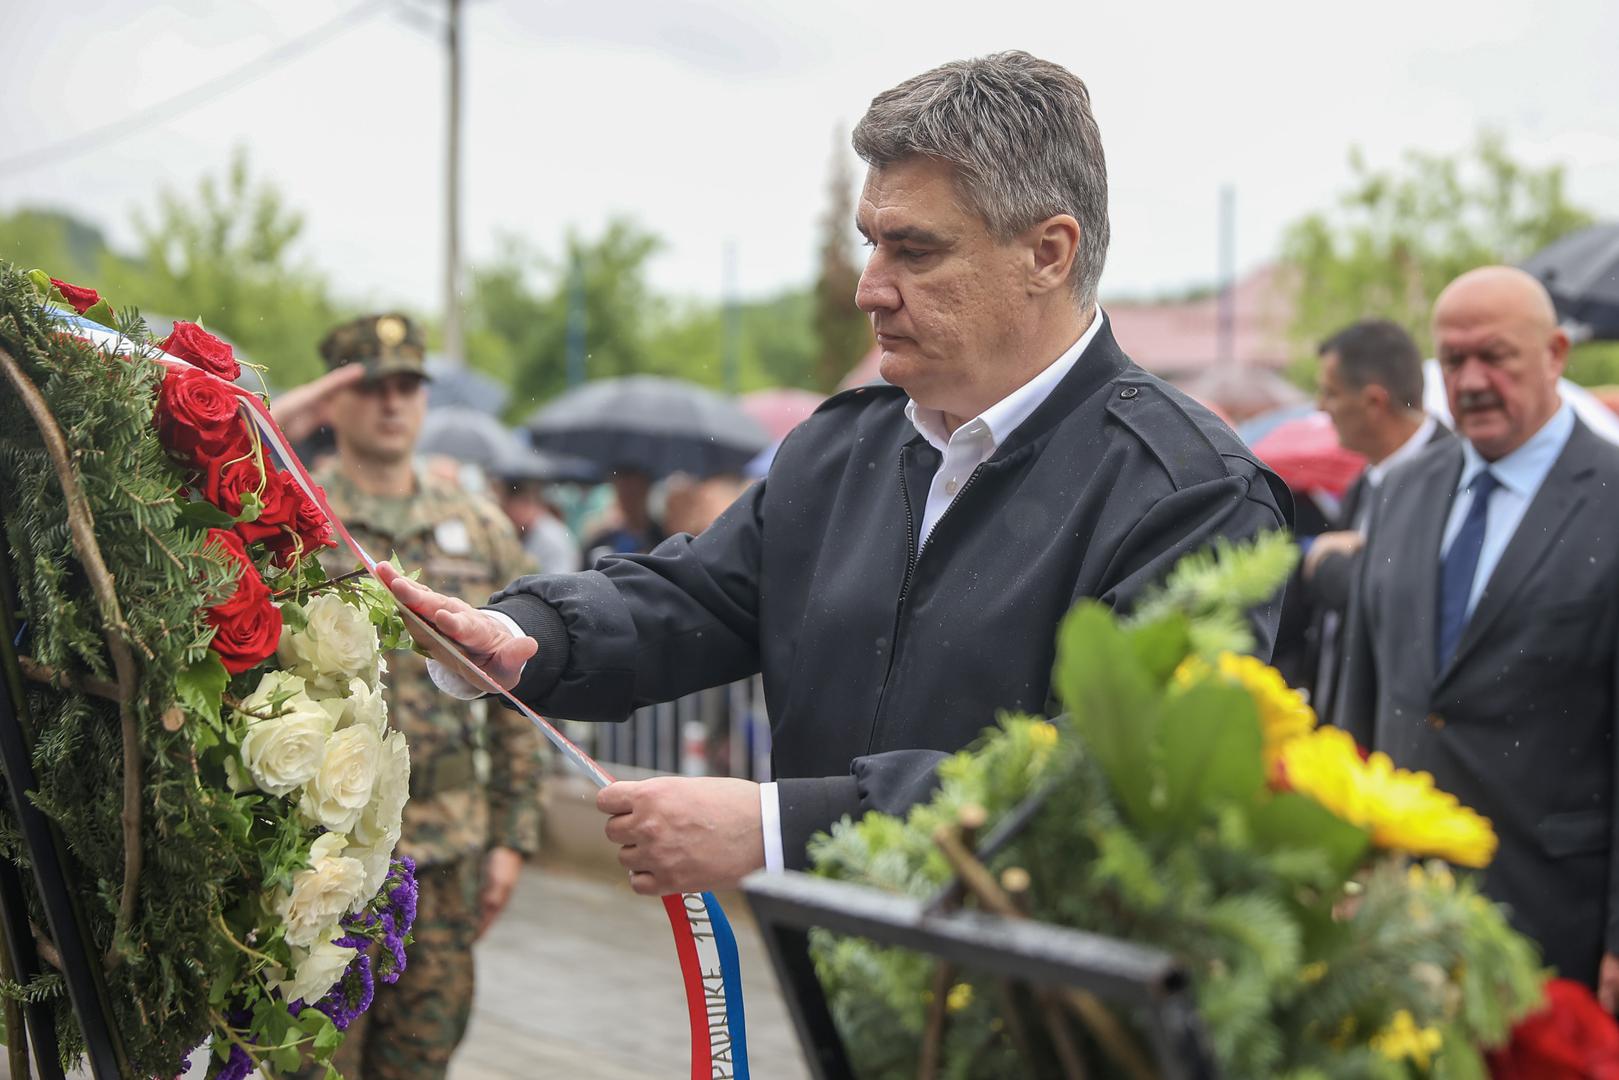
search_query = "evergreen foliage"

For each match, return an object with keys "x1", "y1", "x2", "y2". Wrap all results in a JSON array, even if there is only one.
[
  {"x1": 0, "y1": 263, "x2": 410, "y2": 1077},
  {"x1": 0, "y1": 265, "x2": 238, "y2": 1072}
]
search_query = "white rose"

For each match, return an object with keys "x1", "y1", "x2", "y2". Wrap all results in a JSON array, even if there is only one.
[
  {"x1": 344, "y1": 834, "x2": 397, "y2": 911},
  {"x1": 274, "y1": 931, "x2": 357, "y2": 1005},
  {"x1": 278, "y1": 594, "x2": 381, "y2": 693},
  {"x1": 352, "y1": 730, "x2": 410, "y2": 852},
  {"x1": 238, "y1": 672, "x2": 335, "y2": 797},
  {"x1": 329, "y1": 676, "x2": 388, "y2": 738},
  {"x1": 276, "y1": 833, "x2": 367, "y2": 948},
  {"x1": 298, "y1": 724, "x2": 382, "y2": 834}
]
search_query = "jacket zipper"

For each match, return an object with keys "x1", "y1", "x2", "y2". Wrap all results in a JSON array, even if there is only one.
[{"x1": 867, "y1": 454, "x2": 985, "y2": 752}]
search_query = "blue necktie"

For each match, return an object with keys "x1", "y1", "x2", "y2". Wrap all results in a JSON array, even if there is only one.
[{"x1": 1436, "y1": 469, "x2": 1500, "y2": 670}]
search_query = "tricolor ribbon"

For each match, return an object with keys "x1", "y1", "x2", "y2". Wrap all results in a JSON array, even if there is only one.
[{"x1": 52, "y1": 310, "x2": 750, "y2": 1080}]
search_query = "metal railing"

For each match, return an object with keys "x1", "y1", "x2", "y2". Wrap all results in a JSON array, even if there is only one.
[{"x1": 552, "y1": 675, "x2": 774, "y2": 781}]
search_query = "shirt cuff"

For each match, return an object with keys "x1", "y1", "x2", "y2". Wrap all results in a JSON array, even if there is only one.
[
  {"x1": 425, "y1": 610, "x2": 528, "y2": 700},
  {"x1": 759, "y1": 781, "x2": 784, "y2": 873}
]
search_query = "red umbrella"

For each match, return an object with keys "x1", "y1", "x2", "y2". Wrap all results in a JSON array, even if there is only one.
[
  {"x1": 740, "y1": 388, "x2": 826, "y2": 441},
  {"x1": 1250, "y1": 411, "x2": 1366, "y2": 501}
]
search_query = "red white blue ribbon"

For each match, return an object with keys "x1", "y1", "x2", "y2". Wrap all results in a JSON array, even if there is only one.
[{"x1": 53, "y1": 309, "x2": 751, "y2": 1080}]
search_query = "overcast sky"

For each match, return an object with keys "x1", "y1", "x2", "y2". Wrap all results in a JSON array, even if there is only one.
[{"x1": 4, "y1": 0, "x2": 1618, "y2": 314}]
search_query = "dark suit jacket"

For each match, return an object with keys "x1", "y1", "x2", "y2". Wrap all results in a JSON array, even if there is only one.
[
  {"x1": 1336, "y1": 418, "x2": 1619, "y2": 987},
  {"x1": 1304, "y1": 424, "x2": 1453, "y2": 725},
  {"x1": 491, "y1": 318, "x2": 1292, "y2": 865}
]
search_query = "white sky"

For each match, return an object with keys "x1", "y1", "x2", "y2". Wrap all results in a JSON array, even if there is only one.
[{"x1": 4, "y1": 0, "x2": 1618, "y2": 313}]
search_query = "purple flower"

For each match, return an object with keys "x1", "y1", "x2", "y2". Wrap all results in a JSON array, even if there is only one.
[
  {"x1": 216, "y1": 1044, "x2": 253, "y2": 1080},
  {"x1": 314, "y1": 951, "x2": 376, "y2": 1031},
  {"x1": 387, "y1": 859, "x2": 419, "y2": 936}
]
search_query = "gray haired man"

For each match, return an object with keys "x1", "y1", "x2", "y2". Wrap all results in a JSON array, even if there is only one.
[{"x1": 386, "y1": 51, "x2": 1291, "y2": 892}]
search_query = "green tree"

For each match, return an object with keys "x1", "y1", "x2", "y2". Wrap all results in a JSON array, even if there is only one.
[
  {"x1": 1280, "y1": 132, "x2": 1595, "y2": 390},
  {"x1": 643, "y1": 289, "x2": 818, "y2": 393},
  {"x1": 468, "y1": 220, "x2": 822, "y2": 418},
  {"x1": 0, "y1": 207, "x2": 123, "y2": 282},
  {"x1": 97, "y1": 149, "x2": 345, "y2": 389},
  {"x1": 812, "y1": 132, "x2": 871, "y2": 393},
  {"x1": 466, "y1": 219, "x2": 665, "y2": 416}
]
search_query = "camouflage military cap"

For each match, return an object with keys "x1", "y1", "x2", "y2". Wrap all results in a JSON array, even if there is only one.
[{"x1": 318, "y1": 313, "x2": 431, "y2": 382}]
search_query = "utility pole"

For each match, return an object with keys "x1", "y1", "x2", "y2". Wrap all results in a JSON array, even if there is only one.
[
  {"x1": 566, "y1": 250, "x2": 586, "y2": 388},
  {"x1": 1216, "y1": 184, "x2": 1236, "y2": 371},
  {"x1": 722, "y1": 241, "x2": 740, "y2": 394},
  {"x1": 441, "y1": 0, "x2": 465, "y2": 366}
]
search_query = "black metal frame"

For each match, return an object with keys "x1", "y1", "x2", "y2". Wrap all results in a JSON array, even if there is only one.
[
  {"x1": 743, "y1": 870, "x2": 1218, "y2": 1080},
  {"x1": 0, "y1": 502, "x2": 129, "y2": 1078}
]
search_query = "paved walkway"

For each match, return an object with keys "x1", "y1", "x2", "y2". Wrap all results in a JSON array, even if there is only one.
[{"x1": 451, "y1": 860, "x2": 813, "y2": 1080}]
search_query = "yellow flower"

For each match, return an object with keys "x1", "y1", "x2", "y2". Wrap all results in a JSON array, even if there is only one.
[
  {"x1": 1371, "y1": 1009, "x2": 1443, "y2": 1069},
  {"x1": 946, "y1": 982, "x2": 973, "y2": 1013},
  {"x1": 1299, "y1": 961, "x2": 1328, "y2": 985},
  {"x1": 1175, "y1": 652, "x2": 1316, "y2": 771},
  {"x1": 1027, "y1": 721, "x2": 1058, "y2": 751},
  {"x1": 1279, "y1": 726, "x2": 1498, "y2": 868}
]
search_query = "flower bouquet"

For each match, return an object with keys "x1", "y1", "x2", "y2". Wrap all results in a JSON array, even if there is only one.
[
  {"x1": 0, "y1": 265, "x2": 416, "y2": 1078},
  {"x1": 810, "y1": 533, "x2": 1558, "y2": 1078}
]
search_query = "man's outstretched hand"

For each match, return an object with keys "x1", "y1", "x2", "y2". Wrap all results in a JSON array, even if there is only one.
[{"x1": 376, "y1": 563, "x2": 537, "y2": 691}]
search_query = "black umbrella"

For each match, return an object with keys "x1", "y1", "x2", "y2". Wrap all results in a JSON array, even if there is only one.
[
  {"x1": 425, "y1": 357, "x2": 511, "y2": 414},
  {"x1": 523, "y1": 376, "x2": 771, "y2": 479},
  {"x1": 1520, "y1": 223, "x2": 1619, "y2": 341},
  {"x1": 419, "y1": 407, "x2": 599, "y2": 483}
]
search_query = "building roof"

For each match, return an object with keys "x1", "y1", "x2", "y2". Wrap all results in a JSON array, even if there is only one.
[{"x1": 1105, "y1": 263, "x2": 1296, "y2": 377}]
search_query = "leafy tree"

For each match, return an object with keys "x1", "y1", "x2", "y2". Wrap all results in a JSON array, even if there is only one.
[
  {"x1": 2, "y1": 160, "x2": 344, "y2": 391},
  {"x1": 94, "y1": 150, "x2": 343, "y2": 389},
  {"x1": 465, "y1": 219, "x2": 665, "y2": 416},
  {"x1": 467, "y1": 219, "x2": 821, "y2": 419},
  {"x1": 1281, "y1": 132, "x2": 1596, "y2": 390},
  {"x1": 0, "y1": 207, "x2": 121, "y2": 282},
  {"x1": 812, "y1": 133, "x2": 871, "y2": 393}
]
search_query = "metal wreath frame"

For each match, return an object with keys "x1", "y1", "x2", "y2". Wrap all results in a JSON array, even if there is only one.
[{"x1": 742, "y1": 780, "x2": 1219, "y2": 1080}]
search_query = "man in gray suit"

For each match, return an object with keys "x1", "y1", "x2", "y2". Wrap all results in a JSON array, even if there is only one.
[
  {"x1": 1337, "y1": 265, "x2": 1619, "y2": 1002},
  {"x1": 1298, "y1": 320, "x2": 1446, "y2": 724}
]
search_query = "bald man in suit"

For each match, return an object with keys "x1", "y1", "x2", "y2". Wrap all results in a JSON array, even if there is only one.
[{"x1": 1338, "y1": 267, "x2": 1619, "y2": 1003}]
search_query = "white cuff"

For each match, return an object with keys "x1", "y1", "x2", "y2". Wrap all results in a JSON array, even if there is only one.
[
  {"x1": 425, "y1": 609, "x2": 527, "y2": 700},
  {"x1": 759, "y1": 781, "x2": 784, "y2": 873}
]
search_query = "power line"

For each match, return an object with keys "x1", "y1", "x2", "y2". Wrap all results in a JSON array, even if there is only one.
[{"x1": 0, "y1": 1, "x2": 387, "y2": 177}]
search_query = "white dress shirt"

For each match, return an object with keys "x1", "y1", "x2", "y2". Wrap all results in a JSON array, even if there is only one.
[
  {"x1": 1440, "y1": 401, "x2": 1575, "y2": 618},
  {"x1": 431, "y1": 308, "x2": 1108, "y2": 876}
]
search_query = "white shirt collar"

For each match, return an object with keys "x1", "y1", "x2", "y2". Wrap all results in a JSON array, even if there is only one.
[
  {"x1": 905, "y1": 306, "x2": 1106, "y2": 454},
  {"x1": 1365, "y1": 415, "x2": 1438, "y2": 487},
  {"x1": 1456, "y1": 399, "x2": 1576, "y2": 498}
]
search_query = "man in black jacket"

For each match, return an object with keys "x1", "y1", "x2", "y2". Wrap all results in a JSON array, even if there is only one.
[{"x1": 383, "y1": 50, "x2": 1291, "y2": 894}]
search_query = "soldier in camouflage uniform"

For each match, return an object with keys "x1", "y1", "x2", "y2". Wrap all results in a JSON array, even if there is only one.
[{"x1": 293, "y1": 314, "x2": 543, "y2": 1080}]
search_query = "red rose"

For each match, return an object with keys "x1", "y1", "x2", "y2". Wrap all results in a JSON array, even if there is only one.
[
  {"x1": 202, "y1": 528, "x2": 282, "y2": 674},
  {"x1": 159, "y1": 321, "x2": 240, "y2": 381},
  {"x1": 1487, "y1": 979, "x2": 1619, "y2": 1079},
  {"x1": 50, "y1": 277, "x2": 101, "y2": 315},
  {"x1": 200, "y1": 455, "x2": 295, "y2": 546},
  {"x1": 266, "y1": 478, "x2": 336, "y2": 568},
  {"x1": 156, "y1": 367, "x2": 252, "y2": 462}
]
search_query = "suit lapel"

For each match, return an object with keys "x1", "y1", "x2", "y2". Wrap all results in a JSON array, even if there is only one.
[
  {"x1": 1339, "y1": 472, "x2": 1368, "y2": 530},
  {"x1": 1438, "y1": 426, "x2": 1593, "y2": 686}
]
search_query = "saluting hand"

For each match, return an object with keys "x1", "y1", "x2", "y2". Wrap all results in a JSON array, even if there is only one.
[
  {"x1": 598, "y1": 776, "x2": 765, "y2": 896},
  {"x1": 376, "y1": 563, "x2": 537, "y2": 691},
  {"x1": 267, "y1": 362, "x2": 365, "y2": 441}
]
